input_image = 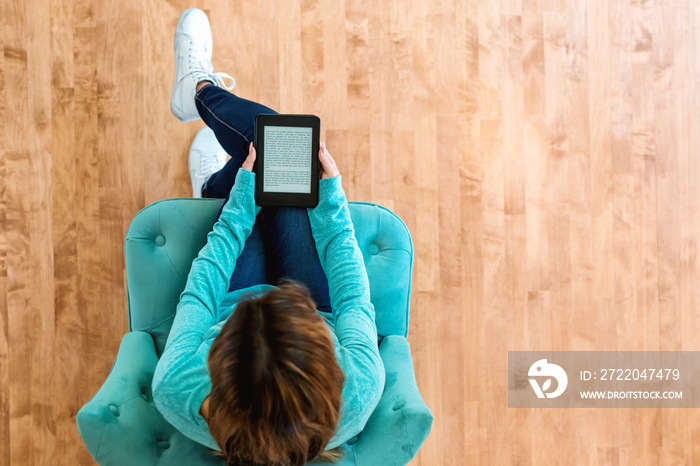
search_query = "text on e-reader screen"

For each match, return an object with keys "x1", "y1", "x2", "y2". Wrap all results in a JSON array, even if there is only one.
[{"x1": 263, "y1": 125, "x2": 312, "y2": 193}]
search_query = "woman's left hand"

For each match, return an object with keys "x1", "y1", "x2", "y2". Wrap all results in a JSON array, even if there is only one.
[{"x1": 242, "y1": 142, "x2": 256, "y2": 172}]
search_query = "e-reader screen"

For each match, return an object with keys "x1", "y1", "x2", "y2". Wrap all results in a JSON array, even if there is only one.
[
  {"x1": 263, "y1": 126, "x2": 312, "y2": 193},
  {"x1": 253, "y1": 113, "x2": 320, "y2": 208}
]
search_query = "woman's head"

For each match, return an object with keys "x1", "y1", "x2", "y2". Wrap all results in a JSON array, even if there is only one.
[{"x1": 207, "y1": 279, "x2": 345, "y2": 466}]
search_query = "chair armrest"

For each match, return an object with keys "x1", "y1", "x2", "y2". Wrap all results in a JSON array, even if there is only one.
[
  {"x1": 77, "y1": 332, "x2": 226, "y2": 465},
  {"x1": 351, "y1": 335, "x2": 434, "y2": 465},
  {"x1": 76, "y1": 331, "x2": 161, "y2": 464},
  {"x1": 348, "y1": 202, "x2": 414, "y2": 339}
]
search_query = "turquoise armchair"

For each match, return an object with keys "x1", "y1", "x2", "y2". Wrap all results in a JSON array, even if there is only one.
[{"x1": 77, "y1": 198, "x2": 433, "y2": 465}]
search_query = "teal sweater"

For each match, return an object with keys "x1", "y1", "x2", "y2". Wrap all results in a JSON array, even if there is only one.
[{"x1": 151, "y1": 167, "x2": 386, "y2": 452}]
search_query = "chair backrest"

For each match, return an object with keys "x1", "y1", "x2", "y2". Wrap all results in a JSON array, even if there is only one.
[{"x1": 124, "y1": 199, "x2": 414, "y2": 357}]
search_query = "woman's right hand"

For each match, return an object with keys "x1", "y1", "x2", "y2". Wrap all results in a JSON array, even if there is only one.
[{"x1": 318, "y1": 141, "x2": 340, "y2": 179}]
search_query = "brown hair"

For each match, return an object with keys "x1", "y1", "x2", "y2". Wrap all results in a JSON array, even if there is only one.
[{"x1": 207, "y1": 278, "x2": 346, "y2": 465}]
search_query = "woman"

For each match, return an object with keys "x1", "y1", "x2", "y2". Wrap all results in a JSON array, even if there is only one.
[{"x1": 151, "y1": 8, "x2": 386, "y2": 466}]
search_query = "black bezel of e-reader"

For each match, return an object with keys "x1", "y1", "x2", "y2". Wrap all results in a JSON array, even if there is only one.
[{"x1": 253, "y1": 113, "x2": 320, "y2": 207}]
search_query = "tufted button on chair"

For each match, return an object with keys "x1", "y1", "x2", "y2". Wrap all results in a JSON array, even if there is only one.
[{"x1": 77, "y1": 198, "x2": 433, "y2": 465}]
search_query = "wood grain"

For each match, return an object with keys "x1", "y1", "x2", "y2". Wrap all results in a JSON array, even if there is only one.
[{"x1": 1, "y1": 0, "x2": 699, "y2": 464}]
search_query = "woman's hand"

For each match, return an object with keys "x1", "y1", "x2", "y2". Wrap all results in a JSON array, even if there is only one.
[
  {"x1": 318, "y1": 141, "x2": 340, "y2": 179},
  {"x1": 242, "y1": 142, "x2": 256, "y2": 172}
]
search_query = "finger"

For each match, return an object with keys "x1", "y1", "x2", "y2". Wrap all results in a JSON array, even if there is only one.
[
  {"x1": 242, "y1": 143, "x2": 256, "y2": 171},
  {"x1": 321, "y1": 146, "x2": 331, "y2": 162},
  {"x1": 320, "y1": 147, "x2": 331, "y2": 165},
  {"x1": 248, "y1": 144, "x2": 256, "y2": 162}
]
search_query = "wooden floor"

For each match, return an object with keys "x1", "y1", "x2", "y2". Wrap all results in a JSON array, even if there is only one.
[{"x1": 2, "y1": 0, "x2": 700, "y2": 464}]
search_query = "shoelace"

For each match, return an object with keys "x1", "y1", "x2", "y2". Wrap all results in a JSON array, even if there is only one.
[
  {"x1": 188, "y1": 42, "x2": 236, "y2": 90},
  {"x1": 199, "y1": 148, "x2": 228, "y2": 178}
]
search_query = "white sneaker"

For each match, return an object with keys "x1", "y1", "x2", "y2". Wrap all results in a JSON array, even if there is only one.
[
  {"x1": 171, "y1": 8, "x2": 235, "y2": 122},
  {"x1": 189, "y1": 126, "x2": 228, "y2": 197}
]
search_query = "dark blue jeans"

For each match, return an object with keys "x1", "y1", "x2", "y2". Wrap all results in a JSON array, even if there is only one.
[{"x1": 195, "y1": 85, "x2": 332, "y2": 314}]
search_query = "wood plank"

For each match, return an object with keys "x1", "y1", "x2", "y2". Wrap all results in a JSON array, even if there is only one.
[
  {"x1": 73, "y1": 19, "x2": 100, "y2": 465},
  {"x1": 51, "y1": 0, "x2": 79, "y2": 455},
  {"x1": 0, "y1": 2, "x2": 8, "y2": 464},
  {"x1": 5, "y1": 0, "x2": 35, "y2": 463}
]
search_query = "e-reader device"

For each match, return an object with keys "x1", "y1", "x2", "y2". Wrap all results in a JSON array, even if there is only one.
[{"x1": 253, "y1": 114, "x2": 320, "y2": 208}]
